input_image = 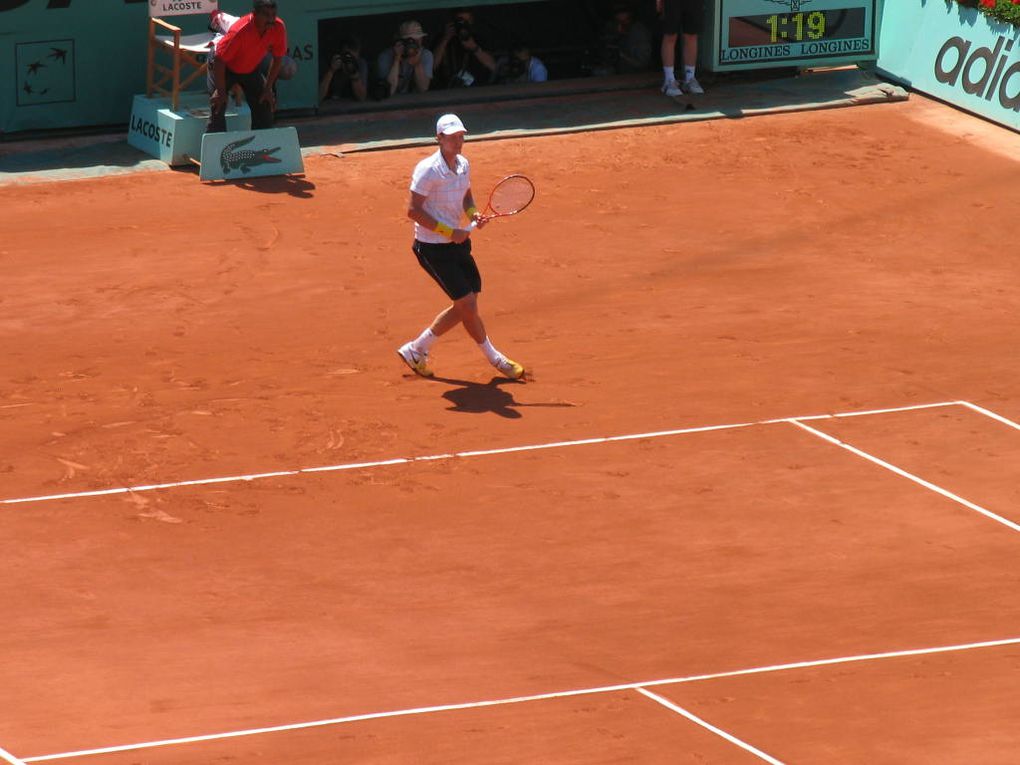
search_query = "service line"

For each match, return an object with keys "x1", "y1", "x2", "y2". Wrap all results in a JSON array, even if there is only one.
[
  {"x1": 22, "y1": 635, "x2": 1020, "y2": 762},
  {"x1": 0, "y1": 401, "x2": 961, "y2": 507},
  {"x1": 0, "y1": 745, "x2": 27, "y2": 765}
]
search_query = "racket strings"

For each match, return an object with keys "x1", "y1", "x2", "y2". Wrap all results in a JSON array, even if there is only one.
[{"x1": 488, "y1": 176, "x2": 535, "y2": 215}]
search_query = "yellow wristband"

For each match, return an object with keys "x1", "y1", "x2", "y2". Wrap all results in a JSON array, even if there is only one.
[
  {"x1": 466, "y1": 206, "x2": 479, "y2": 219},
  {"x1": 433, "y1": 221, "x2": 454, "y2": 237}
]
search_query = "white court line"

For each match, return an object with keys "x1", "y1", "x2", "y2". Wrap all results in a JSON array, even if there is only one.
[
  {"x1": 957, "y1": 400, "x2": 1020, "y2": 432},
  {"x1": 22, "y1": 635, "x2": 1020, "y2": 762},
  {"x1": 790, "y1": 420, "x2": 1020, "y2": 534},
  {"x1": 635, "y1": 687, "x2": 784, "y2": 764},
  {"x1": 0, "y1": 746, "x2": 27, "y2": 765},
  {"x1": 0, "y1": 401, "x2": 960, "y2": 507}
]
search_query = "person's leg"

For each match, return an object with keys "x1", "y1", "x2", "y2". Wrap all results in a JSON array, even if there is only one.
[
  {"x1": 237, "y1": 69, "x2": 273, "y2": 129},
  {"x1": 426, "y1": 304, "x2": 465, "y2": 337},
  {"x1": 682, "y1": 33, "x2": 697, "y2": 69},
  {"x1": 661, "y1": 34, "x2": 677, "y2": 82},
  {"x1": 450, "y1": 293, "x2": 524, "y2": 379},
  {"x1": 403, "y1": 303, "x2": 460, "y2": 357},
  {"x1": 659, "y1": 0, "x2": 681, "y2": 95},
  {"x1": 679, "y1": 0, "x2": 703, "y2": 93},
  {"x1": 206, "y1": 54, "x2": 228, "y2": 133},
  {"x1": 451, "y1": 293, "x2": 486, "y2": 343}
]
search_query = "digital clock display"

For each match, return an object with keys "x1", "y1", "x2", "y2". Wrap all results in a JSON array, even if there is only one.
[
  {"x1": 729, "y1": 9, "x2": 866, "y2": 47},
  {"x1": 712, "y1": 0, "x2": 878, "y2": 70}
]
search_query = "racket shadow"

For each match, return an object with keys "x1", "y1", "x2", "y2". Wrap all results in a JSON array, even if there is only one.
[{"x1": 429, "y1": 376, "x2": 575, "y2": 419}]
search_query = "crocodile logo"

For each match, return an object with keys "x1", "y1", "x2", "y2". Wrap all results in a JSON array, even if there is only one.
[{"x1": 219, "y1": 134, "x2": 282, "y2": 175}]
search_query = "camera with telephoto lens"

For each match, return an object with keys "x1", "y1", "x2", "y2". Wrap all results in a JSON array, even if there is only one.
[
  {"x1": 401, "y1": 37, "x2": 420, "y2": 57},
  {"x1": 505, "y1": 57, "x2": 526, "y2": 80},
  {"x1": 454, "y1": 17, "x2": 472, "y2": 40},
  {"x1": 338, "y1": 50, "x2": 359, "y2": 75}
]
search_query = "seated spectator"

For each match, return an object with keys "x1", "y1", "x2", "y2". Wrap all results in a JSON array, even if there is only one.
[
  {"x1": 597, "y1": 1, "x2": 652, "y2": 75},
  {"x1": 376, "y1": 19, "x2": 433, "y2": 97},
  {"x1": 433, "y1": 7, "x2": 496, "y2": 88},
  {"x1": 495, "y1": 42, "x2": 548, "y2": 84},
  {"x1": 319, "y1": 37, "x2": 368, "y2": 102}
]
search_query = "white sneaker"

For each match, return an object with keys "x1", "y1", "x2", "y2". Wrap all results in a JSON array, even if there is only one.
[
  {"x1": 661, "y1": 79, "x2": 682, "y2": 97},
  {"x1": 493, "y1": 355, "x2": 525, "y2": 380},
  {"x1": 397, "y1": 342, "x2": 433, "y2": 378},
  {"x1": 682, "y1": 77, "x2": 704, "y2": 95}
]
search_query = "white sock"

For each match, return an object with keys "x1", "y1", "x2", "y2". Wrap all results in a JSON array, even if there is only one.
[
  {"x1": 663, "y1": 66, "x2": 676, "y2": 83},
  {"x1": 478, "y1": 337, "x2": 502, "y2": 364},
  {"x1": 683, "y1": 65, "x2": 696, "y2": 82},
  {"x1": 412, "y1": 328, "x2": 437, "y2": 354}
]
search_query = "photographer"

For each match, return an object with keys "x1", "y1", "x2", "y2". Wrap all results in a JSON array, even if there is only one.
[
  {"x1": 433, "y1": 8, "x2": 496, "y2": 89},
  {"x1": 319, "y1": 37, "x2": 368, "y2": 103},
  {"x1": 599, "y1": 2, "x2": 652, "y2": 75},
  {"x1": 495, "y1": 42, "x2": 548, "y2": 85},
  {"x1": 375, "y1": 20, "x2": 433, "y2": 97}
]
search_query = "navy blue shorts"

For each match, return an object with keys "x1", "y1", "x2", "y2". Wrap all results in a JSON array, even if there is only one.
[
  {"x1": 661, "y1": 0, "x2": 703, "y2": 35},
  {"x1": 413, "y1": 239, "x2": 482, "y2": 300}
]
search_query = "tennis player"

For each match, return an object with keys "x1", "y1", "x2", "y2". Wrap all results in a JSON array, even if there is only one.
[{"x1": 397, "y1": 113, "x2": 525, "y2": 380}]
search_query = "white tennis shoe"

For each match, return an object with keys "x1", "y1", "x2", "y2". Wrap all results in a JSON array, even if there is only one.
[
  {"x1": 682, "y1": 77, "x2": 704, "y2": 95},
  {"x1": 397, "y1": 343, "x2": 433, "y2": 378}
]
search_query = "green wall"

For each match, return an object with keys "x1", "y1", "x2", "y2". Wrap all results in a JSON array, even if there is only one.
[{"x1": 0, "y1": 0, "x2": 534, "y2": 135}]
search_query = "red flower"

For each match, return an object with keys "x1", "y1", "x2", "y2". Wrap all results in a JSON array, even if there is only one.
[{"x1": 979, "y1": 0, "x2": 994, "y2": 7}]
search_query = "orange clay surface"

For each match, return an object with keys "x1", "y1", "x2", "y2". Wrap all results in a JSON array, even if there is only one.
[{"x1": 2, "y1": 97, "x2": 1020, "y2": 763}]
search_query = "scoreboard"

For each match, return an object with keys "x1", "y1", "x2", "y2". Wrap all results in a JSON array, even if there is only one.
[{"x1": 705, "y1": 0, "x2": 881, "y2": 72}]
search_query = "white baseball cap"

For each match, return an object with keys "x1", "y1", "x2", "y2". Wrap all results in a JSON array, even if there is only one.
[{"x1": 436, "y1": 113, "x2": 467, "y2": 135}]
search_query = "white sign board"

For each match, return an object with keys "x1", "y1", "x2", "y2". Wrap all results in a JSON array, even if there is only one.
[{"x1": 149, "y1": 0, "x2": 219, "y2": 18}]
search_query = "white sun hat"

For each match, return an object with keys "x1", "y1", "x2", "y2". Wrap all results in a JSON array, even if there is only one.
[{"x1": 436, "y1": 113, "x2": 467, "y2": 135}]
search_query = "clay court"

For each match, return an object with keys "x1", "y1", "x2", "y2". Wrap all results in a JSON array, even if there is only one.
[{"x1": 2, "y1": 94, "x2": 1020, "y2": 763}]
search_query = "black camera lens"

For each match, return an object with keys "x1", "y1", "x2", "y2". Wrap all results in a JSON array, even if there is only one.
[{"x1": 339, "y1": 51, "x2": 358, "y2": 74}]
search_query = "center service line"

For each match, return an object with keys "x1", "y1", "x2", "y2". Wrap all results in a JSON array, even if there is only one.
[
  {"x1": 635, "y1": 687, "x2": 785, "y2": 764},
  {"x1": 789, "y1": 419, "x2": 1020, "y2": 534},
  {"x1": 0, "y1": 401, "x2": 959, "y2": 508}
]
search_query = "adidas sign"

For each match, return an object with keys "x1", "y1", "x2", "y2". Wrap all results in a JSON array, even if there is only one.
[{"x1": 934, "y1": 35, "x2": 1020, "y2": 111}]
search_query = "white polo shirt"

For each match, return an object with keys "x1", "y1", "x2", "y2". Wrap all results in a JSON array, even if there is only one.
[{"x1": 410, "y1": 149, "x2": 470, "y2": 244}]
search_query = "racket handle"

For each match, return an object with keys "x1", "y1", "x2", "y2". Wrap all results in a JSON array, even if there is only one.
[{"x1": 467, "y1": 219, "x2": 478, "y2": 231}]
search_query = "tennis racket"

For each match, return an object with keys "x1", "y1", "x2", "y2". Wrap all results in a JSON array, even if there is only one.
[{"x1": 467, "y1": 174, "x2": 535, "y2": 230}]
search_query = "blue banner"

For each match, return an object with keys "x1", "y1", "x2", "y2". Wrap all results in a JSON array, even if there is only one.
[{"x1": 877, "y1": 1, "x2": 1019, "y2": 132}]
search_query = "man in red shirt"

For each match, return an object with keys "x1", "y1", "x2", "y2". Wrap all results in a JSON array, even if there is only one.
[{"x1": 206, "y1": 0, "x2": 288, "y2": 133}]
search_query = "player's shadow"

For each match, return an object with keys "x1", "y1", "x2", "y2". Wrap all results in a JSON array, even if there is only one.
[{"x1": 431, "y1": 376, "x2": 575, "y2": 419}]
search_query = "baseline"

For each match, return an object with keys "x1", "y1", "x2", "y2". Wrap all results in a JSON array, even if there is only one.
[
  {"x1": 1, "y1": 401, "x2": 959, "y2": 508},
  {"x1": 22, "y1": 636, "x2": 1020, "y2": 762},
  {"x1": 0, "y1": 746, "x2": 27, "y2": 765}
]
